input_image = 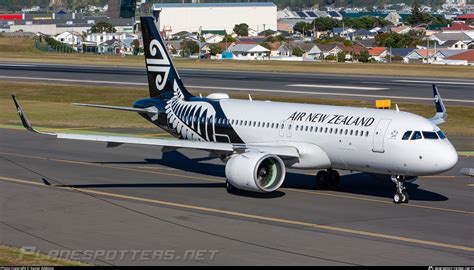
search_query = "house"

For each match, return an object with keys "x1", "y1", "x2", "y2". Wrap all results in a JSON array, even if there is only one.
[
  {"x1": 384, "y1": 11, "x2": 402, "y2": 25},
  {"x1": 438, "y1": 40, "x2": 470, "y2": 50},
  {"x1": 86, "y1": 32, "x2": 138, "y2": 46},
  {"x1": 204, "y1": 34, "x2": 224, "y2": 44},
  {"x1": 266, "y1": 42, "x2": 284, "y2": 56},
  {"x1": 350, "y1": 29, "x2": 376, "y2": 40},
  {"x1": 430, "y1": 32, "x2": 473, "y2": 45},
  {"x1": 444, "y1": 50, "x2": 474, "y2": 65},
  {"x1": 247, "y1": 28, "x2": 259, "y2": 36},
  {"x1": 368, "y1": 47, "x2": 389, "y2": 62},
  {"x1": 388, "y1": 48, "x2": 415, "y2": 63},
  {"x1": 98, "y1": 39, "x2": 124, "y2": 54},
  {"x1": 405, "y1": 48, "x2": 437, "y2": 63},
  {"x1": 166, "y1": 40, "x2": 183, "y2": 55},
  {"x1": 54, "y1": 31, "x2": 82, "y2": 49},
  {"x1": 341, "y1": 45, "x2": 367, "y2": 61},
  {"x1": 355, "y1": 39, "x2": 376, "y2": 49},
  {"x1": 434, "y1": 49, "x2": 467, "y2": 61},
  {"x1": 441, "y1": 23, "x2": 474, "y2": 39},
  {"x1": 331, "y1": 27, "x2": 355, "y2": 38},
  {"x1": 312, "y1": 43, "x2": 343, "y2": 59},
  {"x1": 391, "y1": 25, "x2": 411, "y2": 34},
  {"x1": 228, "y1": 44, "x2": 270, "y2": 60},
  {"x1": 456, "y1": 14, "x2": 474, "y2": 23}
]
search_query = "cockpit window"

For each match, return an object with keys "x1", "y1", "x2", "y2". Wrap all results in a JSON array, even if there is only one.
[
  {"x1": 437, "y1": 130, "x2": 446, "y2": 139},
  {"x1": 422, "y1": 131, "x2": 438, "y2": 139},
  {"x1": 411, "y1": 131, "x2": 422, "y2": 140},
  {"x1": 402, "y1": 131, "x2": 412, "y2": 140}
]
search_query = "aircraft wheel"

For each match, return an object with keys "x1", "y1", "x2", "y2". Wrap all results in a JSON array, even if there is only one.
[
  {"x1": 316, "y1": 170, "x2": 330, "y2": 188},
  {"x1": 401, "y1": 190, "x2": 410, "y2": 203},
  {"x1": 226, "y1": 179, "x2": 236, "y2": 193},
  {"x1": 393, "y1": 192, "x2": 403, "y2": 204},
  {"x1": 327, "y1": 169, "x2": 340, "y2": 189}
]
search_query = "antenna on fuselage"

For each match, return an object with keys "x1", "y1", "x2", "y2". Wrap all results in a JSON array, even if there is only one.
[
  {"x1": 248, "y1": 94, "x2": 253, "y2": 101},
  {"x1": 395, "y1": 104, "x2": 400, "y2": 112}
]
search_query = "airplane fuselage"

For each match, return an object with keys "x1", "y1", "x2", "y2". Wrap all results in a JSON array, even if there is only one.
[{"x1": 134, "y1": 96, "x2": 458, "y2": 177}]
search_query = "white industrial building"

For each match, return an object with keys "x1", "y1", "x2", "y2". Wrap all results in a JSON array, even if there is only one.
[{"x1": 152, "y1": 2, "x2": 277, "y2": 35}]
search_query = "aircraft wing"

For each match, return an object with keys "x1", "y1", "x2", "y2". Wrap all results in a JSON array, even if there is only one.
[
  {"x1": 429, "y1": 84, "x2": 447, "y2": 125},
  {"x1": 12, "y1": 96, "x2": 299, "y2": 158}
]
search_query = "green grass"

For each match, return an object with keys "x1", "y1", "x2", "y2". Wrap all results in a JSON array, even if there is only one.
[
  {"x1": 0, "y1": 245, "x2": 86, "y2": 266},
  {"x1": 1, "y1": 80, "x2": 473, "y2": 137},
  {"x1": 1, "y1": 37, "x2": 473, "y2": 78}
]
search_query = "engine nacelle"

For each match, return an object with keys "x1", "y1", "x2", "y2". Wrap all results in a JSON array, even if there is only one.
[{"x1": 225, "y1": 152, "x2": 286, "y2": 193}]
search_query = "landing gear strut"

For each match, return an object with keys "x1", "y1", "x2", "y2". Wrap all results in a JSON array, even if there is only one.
[
  {"x1": 316, "y1": 169, "x2": 340, "y2": 189},
  {"x1": 226, "y1": 179, "x2": 236, "y2": 193},
  {"x1": 391, "y1": 175, "x2": 409, "y2": 204}
]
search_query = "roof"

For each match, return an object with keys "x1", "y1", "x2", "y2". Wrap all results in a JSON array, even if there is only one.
[
  {"x1": 389, "y1": 48, "x2": 415, "y2": 57},
  {"x1": 153, "y1": 2, "x2": 275, "y2": 9},
  {"x1": 355, "y1": 39, "x2": 376, "y2": 48},
  {"x1": 368, "y1": 47, "x2": 387, "y2": 56},
  {"x1": 314, "y1": 43, "x2": 341, "y2": 52},
  {"x1": 353, "y1": 29, "x2": 375, "y2": 36},
  {"x1": 442, "y1": 23, "x2": 474, "y2": 31},
  {"x1": 457, "y1": 14, "x2": 474, "y2": 20},
  {"x1": 445, "y1": 50, "x2": 474, "y2": 61},
  {"x1": 238, "y1": 36, "x2": 266, "y2": 43},
  {"x1": 0, "y1": 14, "x2": 22, "y2": 20},
  {"x1": 341, "y1": 45, "x2": 366, "y2": 53},
  {"x1": 436, "y1": 49, "x2": 467, "y2": 57},
  {"x1": 432, "y1": 32, "x2": 473, "y2": 42},
  {"x1": 229, "y1": 44, "x2": 269, "y2": 52},
  {"x1": 266, "y1": 42, "x2": 283, "y2": 50},
  {"x1": 414, "y1": 48, "x2": 437, "y2": 58},
  {"x1": 201, "y1": 30, "x2": 226, "y2": 36},
  {"x1": 440, "y1": 40, "x2": 466, "y2": 47}
]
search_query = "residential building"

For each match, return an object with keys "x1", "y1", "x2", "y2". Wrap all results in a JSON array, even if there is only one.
[
  {"x1": 228, "y1": 43, "x2": 270, "y2": 60},
  {"x1": 54, "y1": 31, "x2": 83, "y2": 49},
  {"x1": 368, "y1": 47, "x2": 389, "y2": 62}
]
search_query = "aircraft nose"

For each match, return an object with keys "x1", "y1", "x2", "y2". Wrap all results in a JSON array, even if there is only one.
[{"x1": 435, "y1": 142, "x2": 458, "y2": 173}]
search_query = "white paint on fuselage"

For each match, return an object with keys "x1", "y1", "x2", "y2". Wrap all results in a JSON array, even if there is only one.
[{"x1": 218, "y1": 98, "x2": 458, "y2": 176}]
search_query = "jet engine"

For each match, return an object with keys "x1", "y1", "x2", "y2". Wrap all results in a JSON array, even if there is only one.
[{"x1": 225, "y1": 152, "x2": 286, "y2": 193}]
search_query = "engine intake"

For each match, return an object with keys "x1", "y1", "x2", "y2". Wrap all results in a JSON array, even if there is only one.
[{"x1": 225, "y1": 152, "x2": 286, "y2": 193}]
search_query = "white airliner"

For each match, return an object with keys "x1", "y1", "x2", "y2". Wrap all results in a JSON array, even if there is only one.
[{"x1": 12, "y1": 16, "x2": 458, "y2": 204}]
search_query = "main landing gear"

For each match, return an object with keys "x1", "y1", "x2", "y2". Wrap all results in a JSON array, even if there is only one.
[
  {"x1": 316, "y1": 169, "x2": 340, "y2": 189},
  {"x1": 391, "y1": 175, "x2": 409, "y2": 204}
]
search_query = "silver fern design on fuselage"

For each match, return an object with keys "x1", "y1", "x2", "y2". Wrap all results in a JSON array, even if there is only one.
[{"x1": 165, "y1": 80, "x2": 217, "y2": 142}]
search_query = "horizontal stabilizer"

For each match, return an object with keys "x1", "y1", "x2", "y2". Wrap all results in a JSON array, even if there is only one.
[{"x1": 73, "y1": 103, "x2": 158, "y2": 114}]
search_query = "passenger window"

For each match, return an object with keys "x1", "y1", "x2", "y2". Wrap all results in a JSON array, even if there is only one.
[
  {"x1": 345, "y1": 129, "x2": 348, "y2": 135},
  {"x1": 305, "y1": 126, "x2": 309, "y2": 132},
  {"x1": 411, "y1": 131, "x2": 422, "y2": 140},
  {"x1": 296, "y1": 125, "x2": 299, "y2": 130},
  {"x1": 365, "y1": 131, "x2": 369, "y2": 137},
  {"x1": 437, "y1": 130, "x2": 446, "y2": 139},
  {"x1": 276, "y1": 123, "x2": 279, "y2": 129},
  {"x1": 350, "y1": 130, "x2": 353, "y2": 135},
  {"x1": 325, "y1": 127, "x2": 328, "y2": 133},
  {"x1": 422, "y1": 131, "x2": 438, "y2": 139},
  {"x1": 355, "y1": 130, "x2": 358, "y2": 136},
  {"x1": 402, "y1": 131, "x2": 412, "y2": 140}
]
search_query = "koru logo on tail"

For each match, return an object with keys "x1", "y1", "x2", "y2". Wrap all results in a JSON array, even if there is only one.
[{"x1": 147, "y1": 39, "x2": 170, "y2": 91}]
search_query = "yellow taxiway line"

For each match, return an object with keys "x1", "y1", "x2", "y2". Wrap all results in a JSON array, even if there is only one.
[
  {"x1": 0, "y1": 151, "x2": 472, "y2": 216},
  {"x1": 0, "y1": 175, "x2": 472, "y2": 253}
]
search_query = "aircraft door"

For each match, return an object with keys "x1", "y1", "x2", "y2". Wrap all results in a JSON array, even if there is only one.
[
  {"x1": 278, "y1": 120, "x2": 285, "y2": 137},
  {"x1": 372, "y1": 118, "x2": 391, "y2": 153},
  {"x1": 286, "y1": 120, "x2": 293, "y2": 138}
]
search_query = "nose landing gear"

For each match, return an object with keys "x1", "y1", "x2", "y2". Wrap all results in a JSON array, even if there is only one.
[{"x1": 391, "y1": 175, "x2": 409, "y2": 204}]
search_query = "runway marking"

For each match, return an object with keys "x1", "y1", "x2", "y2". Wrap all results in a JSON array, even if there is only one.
[
  {"x1": 468, "y1": 184, "x2": 474, "y2": 187},
  {"x1": 0, "y1": 75, "x2": 472, "y2": 104},
  {"x1": 287, "y1": 84, "x2": 388, "y2": 90},
  {"x1": 0, "y1": 76, "x2": 147, "y2": 86},
  {"x1": 0, "y1": 175, "x2": 473, "y2": 253},
  {"x1": 1, "y1": 151, "x2": 472, "y2": 216},
  {"x1": 394, "y1": 80, "x2": 474, "y2": 86}
]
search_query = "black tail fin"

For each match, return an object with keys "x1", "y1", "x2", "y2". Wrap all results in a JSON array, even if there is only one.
[{"x1": 140, "y1": 16, "x2": 193, "y2": 100}]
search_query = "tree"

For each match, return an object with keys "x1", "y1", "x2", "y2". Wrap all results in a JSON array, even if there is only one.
[
  {"x1": 292, "y1": 47, "x2": 304, "y2": 57},
  {"x1": 406, "y1": 2, "x2": 432, "y2": 26},
  {"x1": 233, "y1": 23, "x2": 249, "y2": 36},
  {"x1": 293, "y1": 21, "x2": 312, "y2": 35},
  {"x1": 357, "y1": 50, "x2": 370, "y2": 63},
  {"x1": 375, "y1": 32, "x2": 416, "y2": 48},
  {"x1": 337, "y1": 51, "x2": 346, "y2": 62},
  {"x1": 343, "y1": 16, "x2": 391, "y2": 30},
  {"x1": 312, "y1": 17, "x2": 341, "y2": 32},
  {"x1": 90, "y1": 21, "x2": 116, "y2": 33},
  {"x1": 343, "y1": 40, "x2": 353, "y2": 46},
  {"x1": 209, "y1": 44, "x2": 223, "y2": 56},
  {"x1": 180, "y1": 39, "x2": 199, "y2": 56},
  {"x1": 132, "y1": 39, "x2": 140, "y2": 55},
  {"x1": 222, "y1": 34, "x2": 237, "y2": 43}
]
